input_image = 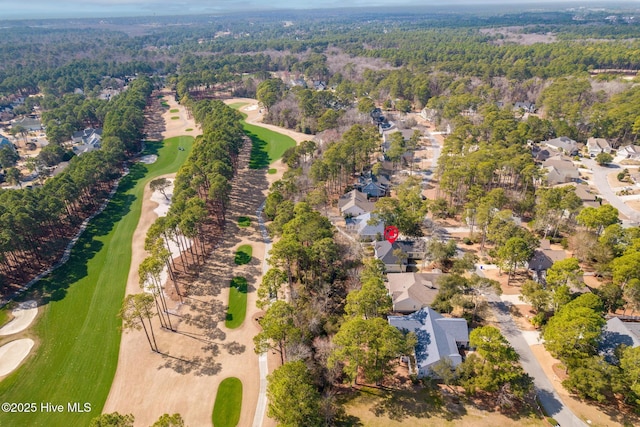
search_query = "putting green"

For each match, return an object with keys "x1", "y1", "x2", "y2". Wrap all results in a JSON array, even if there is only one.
[
  {"x1": 212, "y1": 377, "x2": 243, "y2": 427},
  {"x1": 0, "y1": 136, "x2": 194, "y2": 427}
]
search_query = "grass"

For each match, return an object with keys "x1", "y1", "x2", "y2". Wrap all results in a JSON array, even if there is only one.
[
  {"x1": 169, "y1": 108, "x2": 179, "y2": 113},
  {"x1": 212, "y1": 377, "x2": 243, "y2": 427},
  {"x1": 0, "y1": 305, "x2": 13, "y2": 328},
  {"x1": 237, "y1": 216, "x2": 251, "y2": 227},
  {"x1": 0, "y1": 135, "x2": 194, "y2": 427},
  {"x1": 185, "y1": 128, "x2": 193, "y2": 132},
  {"x1": 228, "y1": 102, "x2": 248, "y2": 109},
  {"x1": 170, "y1": 116, "x2": 180, "y2": 120},
  {"x1": 161, "y1": 101, "x2": 169, "y2": 107},
  {"x1": 229, "y1": 105, "x2": 296, "y2": 169},
  {"x1": 268, "y1": 168, "x2": 277, "y2": 174},
  {"x1": 234, "y1": 245, "x2": 252, "y2": 265},
  {"x1": 338, "y1": 387, "x2": 545, "y2": 427},
  {"x1": 225, "y1": 277, "x2": 248, "y2": 329}
]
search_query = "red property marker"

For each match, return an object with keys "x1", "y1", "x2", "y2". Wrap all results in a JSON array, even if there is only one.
[{"x1": 384, "y1": 225, "x2": 399, "y2": 244}]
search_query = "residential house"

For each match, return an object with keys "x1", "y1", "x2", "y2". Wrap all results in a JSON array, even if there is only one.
[
  {"x1": 356, "y1": 171, "x2": 390, "y2": 198},
  {"x1": 527, "y1": 239, "x2": 567, "y2": 282},
  {"x1": 72, "y1": 128, "x2": 103, "y2": 156},
  {"x1": 0, "y1": 135, "x2": 15, "y2": 152},
  {"x1": 514, "y1": 101, "x2": 536, "y2": 114},
  {"x1": 312, "y1": 80, "x2": 327, "y2": 91},
  {"x1": 12, "y1": 116, "x2": 43, "y2": 132},
  {"x1": 289, "y1": 78, "x2": 307, "y2": 88},
  {"x1": 389, "y1": 306, "x2": 469, "y2": 377},
  {"x1": 374, "y1": 240, "x2": 427, "y2": 273},
  {"x1": 586, "y1": 137, "x2": 612, "y2": 157},
  {"x1": 542, "y1": 136, "x2": 579, "y2": 156},
  {"x1": 543, "y1": 155, "x2": 580, "y2": 185},
  {"x1": 345, "y1": 212, "x2": 384, "y2": 241},
  {"x1": 600, "y1": 317, "x2": 640, "y2": 362},
  {"x1": 618, "y1": 144, "x2": 640, "y2": 160},
  {"x1": 338, "y1": 189, "x2": 375, "y2": 217},
  {"x1": 381, "y1": 129, "x2": 415, "y2": 152},
  {"x1": 387, "y1": 272, "x2": 443, "y2": 313}
]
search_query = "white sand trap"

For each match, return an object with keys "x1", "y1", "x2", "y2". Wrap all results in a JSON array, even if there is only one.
[
  {"x1": 0, "y1": 301, "x2": 38, "y2": 336},
  {"x1": 0, "y1": 339, "x2": 34, "y2": 376},
  {"x1": 151, "y1": 179, "x2": 174, "y2": 217},
  {"x1": 138, "y1": 154, "x2": 158, "y2": 164},
  {"x1": 244, "y1": 104, "x2": 258, "y2": 111}
]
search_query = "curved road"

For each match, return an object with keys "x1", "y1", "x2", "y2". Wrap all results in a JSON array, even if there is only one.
[
  {"x1": 582, "y1": 158, "x2": 640, "y2": 224},
  {"x1": 477, "y1": 269, "x2": 588, "y2": 427}
]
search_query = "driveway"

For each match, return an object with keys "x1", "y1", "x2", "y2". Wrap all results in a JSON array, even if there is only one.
[
  {"x1": 581, "y1": 159, "x2": 640, "y2": 223},
  {"x1": 477, "y1": 269, "x2": 588, "y2": 427}
]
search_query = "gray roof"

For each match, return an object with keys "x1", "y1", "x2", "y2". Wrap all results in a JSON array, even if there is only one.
[
  {"x1": 338, "y1": 189, "x2": 375, "y2": 215},
  {"x1": 387, "y1": 272, "x2": 442, "y2": 313},
  {"x1": 543, "y1": 136, "x2": 578, "y2": 154},
  {"x1": 349, "y1": 212, "x2": 384, "y2": 237},
  {"x1": 374, "y1": 240, "x2": 425, "y2": 265},
  {"x1": 600, "y1": 317, "x2": 640, "y2": 362},
  {"x1": 389, "y1": 307, "x2": 468, "y2": 376}
]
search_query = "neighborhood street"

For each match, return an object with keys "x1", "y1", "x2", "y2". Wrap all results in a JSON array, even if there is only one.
[
  {"x1": 477, "y1": 268, "x2": 588, "y2": 427},
  {"x1": 582, "y1": 158, "x2": 640, "y2": 224}
]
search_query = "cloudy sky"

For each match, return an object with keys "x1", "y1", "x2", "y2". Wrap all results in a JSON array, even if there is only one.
[{"x1": 0, "y1": 1, "x2": 626, "y2": 20}]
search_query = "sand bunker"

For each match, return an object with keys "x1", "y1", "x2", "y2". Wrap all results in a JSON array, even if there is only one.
[
  {"x1": 151, "y1": 178, "x2": 174, "y2": 217},
  {"x1": 244, "y1": 104, "x2": 258, "y2": 111},
  {"x1": 0, "y1": 301, "x2": 38, "y2": 336},
  {"x1": 138, "y1": 155, "x2": 158, "y2": 164},
  {"x1": 0, "y1": 339, "x2": 34, "y2": 376}
]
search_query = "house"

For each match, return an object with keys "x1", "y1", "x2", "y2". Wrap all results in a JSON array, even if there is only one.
[
  {"x1": 543, "y1": 155, "x2": 580, "y2": 185},
  {"x1": 528, "y1": 239, "x2": 567, "y2": 282},
  {"x1": 558, "y1": 183, "x2": 600, "y2": 208},
  {"x1": 618, "y1": 144, "x2": 640, "y2": 160},
  {"x1": 12, "y1": 116, "x2": 43, "y2": 132},
  {"x1": 338, "y1": 189, "x2": 375, "y2": 217},
  {"x1": 345, "y1": 212, "x2": 384, "y2": 241},
  {"x1": 72, "y1": 128, "x2": 102, "y2": 155},
  {"x1": 312, "y1": 80, "x2": 327, "y2": 91},
  {"x1": 387, "y1": 272, "x2": 443, "y2": 313},
  {"x1": 600, "y1": 317, "x2": 640, "y2": 362},
  {"x1": 542, "y1": 136, "x2": 579, "y2": 156},
  {"x1": 514, "y1": 101, "x2": 536, "y2": 114},
  {"x1": 389, "y1": 307, "x2": 469, "y2": 377},
  {"x1": 289, "y1": 78, "x2": 307, "y2": 88},
  {"x1": 0, "y1": 136, "x2": 15, "y2": 152},
  {"x1": 374, "y1": 240, "x2": 427, "y2": 273},
  {"x1": 356, "y1": 172, "x2": 390, "y2": 198},
  {"x1": 381, "y1": 129, "x2": 415, "y2": 152},
  {"x1": 586, "y1": 137, "x2": 612, "y2": 157}
]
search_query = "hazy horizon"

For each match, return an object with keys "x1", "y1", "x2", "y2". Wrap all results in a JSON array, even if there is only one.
[{"x1": 1, "y1": 0, "x2": 637, "y2": 20}]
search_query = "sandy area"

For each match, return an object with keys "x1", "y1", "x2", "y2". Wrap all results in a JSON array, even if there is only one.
[
  {"x1": 138, "y1": 154, "x2": 158, "y2": 164},
  {"x1": 607, "y1": 171, "x2": 632, "y2": 189},
  {"x1": 0, "y1": 301, "x2": 38, "y2": 336},
  {"x1": 105, "y1": 95, "x2": 294, "y2": 426},
  {"x1": 0, "y1": 339, "x2": 34, "y2": 377}
]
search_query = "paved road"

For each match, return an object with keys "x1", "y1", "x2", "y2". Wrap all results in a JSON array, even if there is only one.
[
  {"x1": 582, "y1": 159, "x2": 640, "y2": 223},
  {"x1": 477, "y1": 269, "x2": 588, "y2": 427}
]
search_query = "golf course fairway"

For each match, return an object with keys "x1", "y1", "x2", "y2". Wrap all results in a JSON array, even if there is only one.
[{"x1": 0, "y1": 136, "x2": 193, "y2": 427}]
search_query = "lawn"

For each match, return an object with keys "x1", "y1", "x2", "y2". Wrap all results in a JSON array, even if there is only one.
[
  {"x1": 171, "y1": 116, "x2": 179, "y2": 120},
  {"x1": 229, "y1": 104, "x2": 296, "y2": 169},
  {"x1": 237, "y1": 216, "x2": 251, "y2": 227},
  {"x1": 268, "y1": 168, "x2": 277, "y2": 174},
  {"x1": 234, "y1": 245, "x2": 252, "y2": 265},
  {"x1": 0, "y1": 136, "x2": 194, "y2": 427},
  {"x1": 0, "y1": 305, "x2": 12, "y2": 327},
  {"x1": 169, "y1": 108, "x2": 179, "y2": 113},
  {"x1": 225, "y1": 277, "x2": 247, "y2": 329},
  {"x1": 212, "y1": 377, "x2": 243, "y2": 427},
  {"x1": 338, "y1": 387, "x2": 545, "y2": 427}
]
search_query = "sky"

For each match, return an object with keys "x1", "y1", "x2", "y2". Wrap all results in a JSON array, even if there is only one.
[{"x1": 0, "y1": 1, "x2": 634, "y2": 20}]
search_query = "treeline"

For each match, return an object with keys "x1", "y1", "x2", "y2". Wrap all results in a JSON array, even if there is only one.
[
  {"x1": 141, "y1": 99, "x2": 245, "y2": 309},
  {"x1": 0, "y1": 76, "x2": 153, "y2": 294}
]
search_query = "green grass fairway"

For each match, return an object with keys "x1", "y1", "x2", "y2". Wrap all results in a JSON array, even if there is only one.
[
  {"x1": 228, "y1": 102, "x2": 247, "y2": 109},
  {"x1": 234, "y1": 245, "x2": 252, "y2": 265},
  {"x1": 212, "y1": 377, "x2": 243, "y2": 427},
  {"x1": 225, "y1": 277, "x2": 248, "y2": 329},
  {"x1": 230, "y1": 104, "x2": 296, "y2": 169},
  {"x1": 0, "y1": 136, "x2": 194, "y2": 427},
  {"x1": 237, "y1": 216, "x2": 251, "y2": 227},
  {"x1": 0, "y1": 305, "x2": 12, "y2": 327}
]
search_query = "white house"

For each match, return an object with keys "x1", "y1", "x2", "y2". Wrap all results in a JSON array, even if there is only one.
[
  {"x1": 586, "y1": 137, "x2": 612, "y2": 157},
  {"x1": 618, "y1": 144, "x2": 640, "y2": 160},
  {"x1": 389, "y1": 307, "x2": 468, "y2": 377},
  {"x1": 346, "y1": 212, "x2": 384, "y2": 241},
  {"x1": 386, "y1": 272, "x2": 443, "y2": 313},
  {"x1": 543, "y1": 136, "x2": 579, "y2": 156},
  {"x1": 338, "y1": 189, "x2": 375, "y2": 217}
]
